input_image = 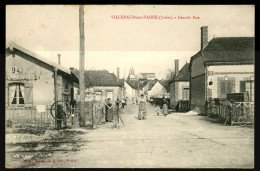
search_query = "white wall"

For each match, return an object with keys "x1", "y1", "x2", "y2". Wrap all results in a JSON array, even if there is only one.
[
  {"x1": 6, "y1": 54, "x2": 55, "y2": 107},
  {"x1": 176, "y1": 82, "x2": 190, "y2": 101},
  {"x1": 207, "y1": 65, "x2": 254, "y2": 98},
  {"x1": 150, "y1": 82, "x2": 167, "y2": 97},
  {"x1": 85, "y1": 86, "x2": 122, "y2": 103},
  {"x1": 124, "y1": 81, "x2": 136, "y2": 103}
]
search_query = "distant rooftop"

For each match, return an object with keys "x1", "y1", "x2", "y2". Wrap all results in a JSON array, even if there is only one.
[
  {"x1": 172, "y1": 63, "x2": 190, "y2": 82},
  {"x1": 72, "y1": 69, "x2": 122, "y2": 87}
]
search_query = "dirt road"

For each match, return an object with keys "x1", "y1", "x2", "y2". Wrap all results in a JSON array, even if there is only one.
[{"x1": 9, "y1": 104, "x2": 254, "y2": 168}]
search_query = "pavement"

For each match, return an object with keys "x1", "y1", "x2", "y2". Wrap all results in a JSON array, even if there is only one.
[{"x1": 12, "y1": 104, "x2": 254, "y2": 168}]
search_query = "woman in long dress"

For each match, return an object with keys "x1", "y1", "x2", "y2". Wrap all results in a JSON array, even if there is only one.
[
  {"x1": 138, "y1": 94, "x2": 147, "y2": 120},
  {"x1": 105, "y1": 98, "x2": 114, "y2": 122},
  {"x1": 162, "y1": 98, "x2": 169, "y2": 116}
]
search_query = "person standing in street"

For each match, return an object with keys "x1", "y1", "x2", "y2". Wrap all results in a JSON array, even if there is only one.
[
  {"x1": 162, "y1": 98, "x2": 169, "y2": 116},
  {"x1": 105, "y1": 98, "x2": 114, "y2": 122},
  {"x1": 121, "y1": 98, "x2": 125, "y2": 108},
  {"x1": 138, "y1": 94, "x2": 147, "y2": 120},
  {"x1": 115, "y1": 98, "x2": 121, "y2": 127}
]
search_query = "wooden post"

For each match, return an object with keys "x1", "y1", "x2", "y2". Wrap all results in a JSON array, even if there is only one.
[
  {"x1": 230, "y1": 104, "x2": 233, "y2": 126},
  {"x1": 79, "y1": 5, "x2": 86, "y2": 127},
  {"x1": 54, "y1": 67, "x2": 59, "y2": 129},
  {"x1": 92, "y1": 102, "x2": 95, "y2": 128},
  {"x1": 115, "y1": 100, "x2": 120, "y2": 127}
]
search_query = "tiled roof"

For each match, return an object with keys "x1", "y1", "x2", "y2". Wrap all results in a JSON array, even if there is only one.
[
  {"x1": 173, "y1": 63, "x2": 190, "y2": 82},
  {"x1": 72, "y1": 70, "x2": 121, "y2": 87},
  {"x1": 119, "y1": 79, "x2": 125, "y2": 86},
  {"x1": 140, "y1": 73, "x2": 155, "y2": 78},
  {"x1": 190, "y1": 37, "x2": 255, "y2": 66},
  {"x1": 158, "y1": 80, "x2": 170, "y2": 89},
  {"x1": 146, "y1": 79, "x2": 158, "y2": 90},
  {"x1": 126, "y1": 79, "x2": 147, "y2": 90}
]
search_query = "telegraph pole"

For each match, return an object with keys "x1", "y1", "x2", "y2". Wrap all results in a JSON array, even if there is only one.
[{"x1": 79, "y1": 5, "x2": 86, "y2": 127}]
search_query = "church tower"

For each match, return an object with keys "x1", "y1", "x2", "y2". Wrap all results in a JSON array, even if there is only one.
[{"x1": 128, "y1": 66, "x2": 136, "y2": 80}]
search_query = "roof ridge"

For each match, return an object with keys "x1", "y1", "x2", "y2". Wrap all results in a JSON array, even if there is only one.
[{"x1": 6, "y1": 41, "x2": 71, "y2": 74}]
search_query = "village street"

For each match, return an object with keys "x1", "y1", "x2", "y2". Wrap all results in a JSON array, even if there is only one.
[{"x1": 26, "y1": 103, "x2": 254, "y2": 168}]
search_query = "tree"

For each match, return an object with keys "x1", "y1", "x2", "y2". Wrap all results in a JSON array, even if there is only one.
[{"x1": 165, "y1": 68, "x2": 175, "y2": 80}]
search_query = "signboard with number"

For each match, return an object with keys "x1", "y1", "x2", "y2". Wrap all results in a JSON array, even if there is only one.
[{"x1": 10, "y1": 66, "x2": 23, "y2": 75}]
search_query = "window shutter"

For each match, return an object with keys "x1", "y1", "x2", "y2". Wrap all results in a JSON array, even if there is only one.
[
  {"x1": 227, "y1": 81, "x2": 232, "y2": 94},
  {"x1": 24, "y1": 83, "x2": 33, "y2": 107},
  {"x1": 240, "y1": 81, "x2": 246, "y2": 92},
  {"x1": 220, "y1": 81, "x2": 225, "y2": 94},
  {"x1": 182, "y1": 88, "x2": 185, "y2": 100},
  {"x1": 231, "y1": 81, "x2": 235, "y2": 93}
]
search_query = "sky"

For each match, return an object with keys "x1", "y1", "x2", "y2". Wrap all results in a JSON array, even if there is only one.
[{"x1": 6, "y1": 5, "x2": 254, "y2": 79}]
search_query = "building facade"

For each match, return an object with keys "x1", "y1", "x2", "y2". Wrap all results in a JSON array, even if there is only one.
[
  {"x1": 124, "y1": 79, "x2": 146, "y2": 104},
  {"x1": 149, "y1": 80, "x2": 168, "y2": 98},
  {"x1": 169, "y1": 63, "x2": 190, "y2": 108},
  {"x1": 5, "y1": 41, "x2": 78, "y2": 110},
  {"x1": 72, "y1": 70, "x2": 123, "y2": 103},
  {"x1": 189, "y1": 26, "x2": 255, "y2": 114}
]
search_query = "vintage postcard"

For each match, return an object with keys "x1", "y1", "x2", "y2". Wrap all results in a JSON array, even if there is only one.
[{"x1": 5, "y1": 5, "x2": 254, "y2": 168}]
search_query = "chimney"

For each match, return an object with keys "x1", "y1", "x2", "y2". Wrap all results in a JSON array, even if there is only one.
[
  {"x1": 57, "y1": 54, "x2": 61, "y2": 65},
  {"x1": 117, "y1": 67, "x2": 120, "y2": 79},
  {"x1": 200, "y1": 26, "x2": 208, "y2": 50},
  {"x1": 174, "y1": 59, "x2": 179, "y2": 76}
]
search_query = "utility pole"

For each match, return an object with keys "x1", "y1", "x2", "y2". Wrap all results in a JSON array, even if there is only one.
[
  {"x1": 124, "y1": 68, "x2": 125, "y2": 99},
  {"x1": 54, "y1": 67, "x2": 58, "y2": 128},
  {"x1": 79, "y1": 5, "x2": 86, "y2": 127}
]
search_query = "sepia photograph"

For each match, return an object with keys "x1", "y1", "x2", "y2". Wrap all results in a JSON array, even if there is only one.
[{"x1": 5, "y1": 5, "x2": 254, "y2": 168}]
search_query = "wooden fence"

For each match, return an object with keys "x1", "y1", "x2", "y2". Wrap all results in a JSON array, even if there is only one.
[
  {"x1": 6, "y1": 106, "x2": 56, "y2": 128},
  {"x1": 230, "y1": 102, "x2": 254, "y2": 126},
  {"x1": 5, "y1": 101, "x2": 120, "y2": 129},
  {"x1": 5, "y1": 106, "x2": 80, "y2": 128},
  {"x1": 206, "y1": 99, "x2": 254, "y2": 126}
]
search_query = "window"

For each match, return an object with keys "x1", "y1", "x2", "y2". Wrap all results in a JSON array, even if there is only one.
[
  {"x1": 220, "y1": 80, "x2": 232, "y2": 94},
  {"x1": 217, "y1": 77, "x2": 235, "y2": 98},
  {"x1": 9, "y1": 83, "x2": 25, "y2": 106},
  {"x1": 182, "y1": 88, "x2": 189, "y2": 100},
  {"x1": 240, "y1": 80, "x2": 254, "y2": 102}
]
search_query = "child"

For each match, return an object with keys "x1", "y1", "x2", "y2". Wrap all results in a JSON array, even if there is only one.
[{"x1": 156, "y1": 105, "x2": 161, "y2": 116}]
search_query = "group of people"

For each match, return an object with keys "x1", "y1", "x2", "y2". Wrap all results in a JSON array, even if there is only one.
[
  {"x1": 67, "y1": 95, "x2": 169, "y2": 127},
  {"x1": 137, "y1": 94, "x2": 169, "y2": 120}
]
